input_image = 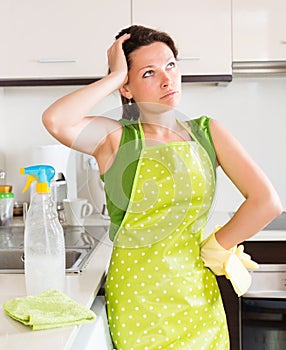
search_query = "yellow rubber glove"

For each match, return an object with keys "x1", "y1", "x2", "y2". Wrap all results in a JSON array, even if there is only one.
[{"x1": 200, "y1": 228, "x2": 259, "y2": 297}]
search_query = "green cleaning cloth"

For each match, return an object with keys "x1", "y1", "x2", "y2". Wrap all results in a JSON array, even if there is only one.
[{"x1": 2, "y1": 289, "x2": 96, "y2": 330}]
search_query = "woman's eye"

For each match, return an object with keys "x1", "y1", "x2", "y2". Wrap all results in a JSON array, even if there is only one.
[
  {"x1": 143, "y1": 70, "x2": 153, "y2": 78},
  {"x1": 167, "y1": 61, "x2": 176, "y2": 69}
]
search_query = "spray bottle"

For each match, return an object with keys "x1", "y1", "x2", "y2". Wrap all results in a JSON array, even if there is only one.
[{"x1": 20, "y1": 165, "x2": 65, "y2": 295}]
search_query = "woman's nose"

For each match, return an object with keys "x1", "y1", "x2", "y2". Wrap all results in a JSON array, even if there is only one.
[{"x1": 160, "y1": 72, "x2": 172, "y2": 88}]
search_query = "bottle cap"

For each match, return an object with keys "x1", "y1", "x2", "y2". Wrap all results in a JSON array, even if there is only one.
[{"x1": 0, "y1": 185, "x2": 12, "y2": 193}]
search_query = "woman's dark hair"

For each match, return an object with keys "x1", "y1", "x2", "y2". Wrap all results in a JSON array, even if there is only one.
[{"x1": 115, "y1": 25, "x2": 178, "y2": 120}]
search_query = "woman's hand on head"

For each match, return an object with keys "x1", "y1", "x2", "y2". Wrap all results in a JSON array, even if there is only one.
[{"x1": 108, "y1": 33, "x2": 131, "y2": 86}]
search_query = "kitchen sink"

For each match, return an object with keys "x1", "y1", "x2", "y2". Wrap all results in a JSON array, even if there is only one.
[
  {"x1": 0, "y1": 225, "x2": 109, "y2": 274},
  {"x1": 0, "y1": 248, "x2": 91, "y2": 273}
]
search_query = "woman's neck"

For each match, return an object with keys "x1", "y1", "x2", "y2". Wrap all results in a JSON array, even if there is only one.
[
  {"x1": 139, "y1": 108, "x2": 177, "y2": 133},
  {"x1": 138, "y1": 110, "x2": 191, "y2": 143}
]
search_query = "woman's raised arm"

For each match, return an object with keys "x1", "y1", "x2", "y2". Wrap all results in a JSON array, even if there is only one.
[{"x1": 42, "y1": 34, "x2": 131, "y2": 162}]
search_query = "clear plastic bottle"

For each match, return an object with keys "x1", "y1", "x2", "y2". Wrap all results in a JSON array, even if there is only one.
[{"x1": 20, "y1": 165, "x2": 65, "y2": 295}]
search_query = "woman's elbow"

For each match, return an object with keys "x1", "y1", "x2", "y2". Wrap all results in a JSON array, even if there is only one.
[
  {"x1": 272, "y1": 197, "x2": 283, "y2": 217},
  {"x1": 266, "y1": 190, "x2": 283, "y2": 220},
  {"x1": 42, "y1": 108, "x2": 51, "y2": 127},
  {"x1": 250, "y1": 185, "x2": 283, "y2": 225},
  {"x1": 42, "y1": 109, "x2": 58, "y2": 136}
]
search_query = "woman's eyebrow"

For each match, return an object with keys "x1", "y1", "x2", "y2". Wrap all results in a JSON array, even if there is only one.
[
  {"x1": 138, "y1": 64, "x2": 155, "y2": 73},
  {"x1": 138, "y1": 56, "x2": 174, "y2": 73}
]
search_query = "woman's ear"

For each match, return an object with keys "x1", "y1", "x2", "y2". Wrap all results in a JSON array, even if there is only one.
[{"x1": 119, "y1": 84, "x2": 132, "y2": 100}]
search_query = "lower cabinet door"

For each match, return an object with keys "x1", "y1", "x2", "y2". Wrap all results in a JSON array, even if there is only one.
[{"x1": 71, "y1": 296, "x2": 114, "y2": 350}]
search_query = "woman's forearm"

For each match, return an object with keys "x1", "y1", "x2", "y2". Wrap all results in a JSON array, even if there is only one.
[{"x1": 42, "y1": 72, "x2": 125, "y2": 132}]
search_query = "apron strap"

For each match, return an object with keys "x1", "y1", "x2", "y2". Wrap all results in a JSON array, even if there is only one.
[{"x1": 188, "y1": 116, "x2": 217, "y2": 175}]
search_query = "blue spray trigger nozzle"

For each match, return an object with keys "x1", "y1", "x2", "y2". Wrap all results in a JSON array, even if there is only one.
[{"x1": 20, "y1": 165, "x2": 55, "y2": 193}]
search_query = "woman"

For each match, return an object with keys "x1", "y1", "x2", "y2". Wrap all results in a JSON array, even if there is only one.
[{"x1": 43, "y1": 25, "x2": 282, "y2": 349}]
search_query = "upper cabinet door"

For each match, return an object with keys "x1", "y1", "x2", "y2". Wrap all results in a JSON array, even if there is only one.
[
  {"x1": 0, "y1": 0, "x2": 130, "y2": 80},
  {"x1": 233, "y1": 0, "x2": 286, "y2": 61},
  {"x1": 132, "y1": 0, "x2": 232, "y2": 76}
]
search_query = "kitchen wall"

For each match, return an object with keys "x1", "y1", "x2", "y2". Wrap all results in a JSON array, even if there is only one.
[
  {"x1": 0, "y1": 76, "x2": 285, "y2": 212},
  {"x1": 0, "y1": 89, "x2": 5, "y2": 152},
  {"x1": 179, "y1": 76, "x2": 286, "y2": 212}
]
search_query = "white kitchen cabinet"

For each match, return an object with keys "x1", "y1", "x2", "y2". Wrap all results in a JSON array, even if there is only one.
[
  {"x1": 71, "y1": 296, "x2": 113, "y2": 350},
  {"x1": 132, "y1": 0, "x2": 232, "y2": 77},
  {"x1": 232, "y1": 0, "x2": 286, "y2": 62},
  {"x1": 0, "y1": 0, "x2": 130, "y2": 81}
]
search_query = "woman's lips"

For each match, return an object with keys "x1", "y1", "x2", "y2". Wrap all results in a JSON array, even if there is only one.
[{"x1": 160, "y1": 91, "x2": 178, "y2": 100}]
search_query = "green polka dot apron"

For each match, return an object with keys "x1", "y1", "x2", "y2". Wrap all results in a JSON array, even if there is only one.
[{"x1": 105, "y1": 120, "x2": 230, "y2": 349}]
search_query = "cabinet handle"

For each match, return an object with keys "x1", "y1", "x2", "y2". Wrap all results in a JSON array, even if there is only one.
[
  {"x1": 177, "y1": 56, "x2": 200, "y2": 61},
  {"x1": 38, "y1": 58, "x2": 78, "y2": 63}
]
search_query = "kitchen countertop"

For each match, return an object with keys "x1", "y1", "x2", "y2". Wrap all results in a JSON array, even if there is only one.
[{"x1": 0, "y1": 215, "x2": 112, "y2": 350}]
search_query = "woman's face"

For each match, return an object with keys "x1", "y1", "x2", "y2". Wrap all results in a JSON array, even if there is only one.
[{"x1": 123, "y1": 42, "x2": 182, "y2": 111}]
